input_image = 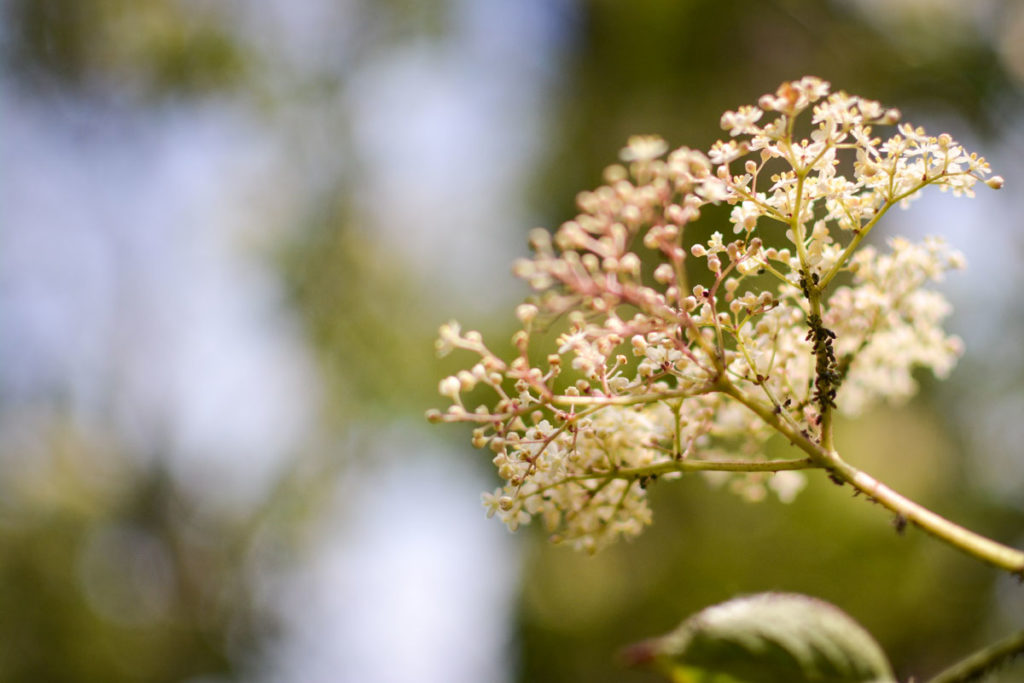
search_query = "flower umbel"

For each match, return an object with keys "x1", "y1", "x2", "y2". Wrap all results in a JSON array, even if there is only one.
[{"x1": 429, "y1": 77, "x2": 1001, "y2": 555}]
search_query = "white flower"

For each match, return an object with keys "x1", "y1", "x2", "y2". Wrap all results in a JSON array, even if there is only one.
[
  {"x1": 435, "y1": 320, "x2": 462, "y2": 356},
  {"x1": 720, "y1": 105, "x2": 763, "y2": 136},
  {"x1": 709, "y1": 139, "x2": 744, "y2": 165},
  {"x1": 769, "y1": 471, "x2": 807, "y2": 503},
  {"x1": 620, "y1": 135, "x2": 668, "y2": 162}
]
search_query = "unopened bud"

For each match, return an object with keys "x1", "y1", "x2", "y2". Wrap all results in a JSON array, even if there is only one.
[
  {"x1": 516, "y1": 303, "x2": 539, "y2": 324},
  {"x1": 653, "y1": 263, "x2": 675, "y2": 284},
  {"x1": 439, "y1": 376, "x2": 461, "y2": 400}
]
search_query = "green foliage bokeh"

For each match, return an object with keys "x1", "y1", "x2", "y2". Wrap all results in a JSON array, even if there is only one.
[{"x1": 3, "y1": 0, "x2": 1024, "y2": 681}]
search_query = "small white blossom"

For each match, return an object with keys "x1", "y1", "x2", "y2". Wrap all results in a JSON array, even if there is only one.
[
  {"x1": 721, "y1": 105, "x2": 764, "y2": 136},
  {"x1": 620, "y1": 135, "x2": 668, "y2": 162},
  {"x1": 769, "y1": 471, "x2": 807, "y2": 503}
]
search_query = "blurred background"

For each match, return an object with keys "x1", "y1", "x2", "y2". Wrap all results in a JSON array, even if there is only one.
[{"x1": 2, "y1": 0, "x2": 1024, "y2": 681}]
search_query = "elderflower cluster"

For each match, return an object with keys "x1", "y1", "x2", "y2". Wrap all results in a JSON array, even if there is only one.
[{"x1": 429, "y1": 77, "x2": 1000, "y2": 553}]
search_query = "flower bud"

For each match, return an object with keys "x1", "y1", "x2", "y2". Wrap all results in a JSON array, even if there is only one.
[
  {"x1": 653, "y1": 263, "x2": 675, "y2": 283},
  {"x1": 516, "y1": 303, "x2": 539, "y2": 324},
  {"x1": 439, "y1": 376, "x2": 461, "y2": 400}
]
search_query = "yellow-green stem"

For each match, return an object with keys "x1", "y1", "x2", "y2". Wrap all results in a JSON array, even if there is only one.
[
  {"x1": 553, "y1": 456, "x2": 818, "y2": 488},
  {"x1": 807, "y1": 287, "x2": 835, "y2": 452},
  {"x1": 719, "y1": 378, "x2": 1024, "y2": 576}
]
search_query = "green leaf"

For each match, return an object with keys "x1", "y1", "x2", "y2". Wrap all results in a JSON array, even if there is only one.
[{"x1": 624, "y1": 592, "x2": 896, "y2": 683}]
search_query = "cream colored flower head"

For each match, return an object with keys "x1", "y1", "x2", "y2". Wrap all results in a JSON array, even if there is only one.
[{"x1": 430, "y1": 77, "x2": 999, "y2": 552}]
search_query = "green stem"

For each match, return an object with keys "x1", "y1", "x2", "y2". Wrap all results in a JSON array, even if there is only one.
[
  {"x1": 806, "y1": 286, "x2": 836, "y2": 452},
  {"x1": 817, "y1": 199, "x2": 895, "y2": 289},
  {"x1": 925, "y1": 629, "x2": 1024, "y2": 683},
  {"x1": 551, "y1": 457, "x2": 818, "y2": 489},
  {"x1": 790, "y1": 173, "x2": 811, "y2": 265},
  {"x1": 552, "y1": 389, "x2": 698, "y2": 407},
  {"x1": 718, "y1": 378, "x2": 1024, "y2": 576},
  {"x1": 818, "y1": 174, "x2": 959, "y2": 290}
]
